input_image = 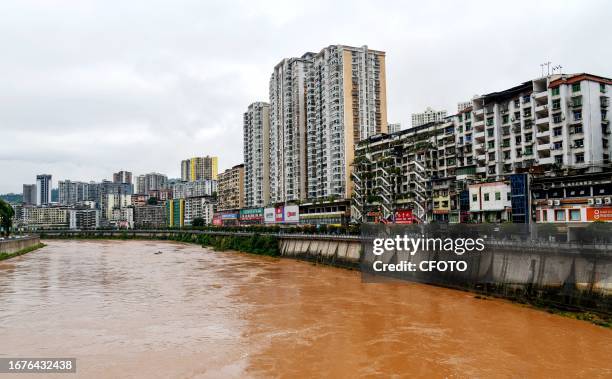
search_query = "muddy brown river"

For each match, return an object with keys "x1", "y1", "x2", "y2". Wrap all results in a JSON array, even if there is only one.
[{"x1": 0, "y1": 240, "x2": 610, "y2": 378}]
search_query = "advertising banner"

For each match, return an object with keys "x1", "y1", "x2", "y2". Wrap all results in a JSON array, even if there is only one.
[
  {"x1": 221, "y1": 212, "x2": 238, "y2": 220},
  {"x1": 586, "y1": 207, "x2": 612, "y2": 221},
  {"x1": 212, "y1": 214, "x2": 222, "y2": 226},
  {"x1": 395, "y1": 209, "x2": 413, "y2": 224},
  {"x1": 284, "y1": 205, "x2": 299, "y2": 223},
  {"x1": 264, "y1": 207, "x2": 275, "y2": 224},
  {"x1": 240, "y1": 208, "x2": 263, "y2": 221},
  {"x1": 275, "y1": 206, "x2": 284, "y2": 222}
]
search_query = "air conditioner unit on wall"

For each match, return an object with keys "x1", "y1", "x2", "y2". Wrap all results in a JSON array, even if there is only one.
[
  {"x1": 595, "y1": 198, "x2": 603, "y2": 205},
  {"x1": 605, "y1": 197, "x2": 611, "y2": 204},
  {"x1": 547, "y1": 200, "x2": 554, "y2": 206},
  {"x1": 553, "y1": 200, "x2": 560, "y2": 206},
  {"x1": 588, "y1": 198, "x2": 595, "y2": 205}
]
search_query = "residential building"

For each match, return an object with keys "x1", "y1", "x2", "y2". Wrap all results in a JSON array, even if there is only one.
[
  {"x1": 22, "y1": 184, "x2": 37, "y2": 205},
  {"x1": 68, "y1": 209, "x2": 100, "y2": 230},
  {"x1": 306, "y1": 45, "x2": 388, "y2": 200},
  {"x1": 457, "y1": 101, "x2": 472, "y2": 113},
  {"x1": 411, "y1": 107, "x2": 448, "y2": 128},
  {"x1": 180, "y1": 156, "x2": 218, "y2": 182},
  {"x1": 172, "y1": 180, "x2": 216, "y2": 199},
  {"x1": 351, "y1": 72, "x2": 611, "y2": 224},
  {"x1": 135, "y1": 173, "x2": 168, "y2": 194},
  {"x1": 269, "y1": 53, "x2": 313, "y2": 203},
  {"x1": 217, "y1": 164, "x2": 245, "y2": 211},
  {"x1": 113, "y1": 171, "x2": 132, "y2": 184},
  {"x1": 134, "y1": 205, "x2": 166, "y2": 229},
  {"x1": 244, "y1": 102, "x2": 270, "y2": 208},
  {"x1": 184, "y1": 196, "x2": 215, "y2": 226},
  {"x1": 109, "y1": 207, "x2": 134, "y2": 229},
  {"x1": 36, "y1": 174, "x2": 52, "y2": 206},
  {"x1": 388, "y1": 123, "x2": 402, "y2": 134},
  {"x1": 167, "y1": 198, "x2": 185, "y2": 228},
  {"x1": 266, "y1": 44, "x2": 388, "y2": 203},
  {"x1": 104, "y1": 194, "x2": 132, "y2": 221},
  {"x1": 58, "y1": 180, "x2": 90, "y2": 205},
  {"x1": 468, "y1": 181, "x2": 512, "y2": 222},
  {"x1": 21, "y1": 206, "x2": 68, "y2": 229},
  {"x1": 97, "y1": 180, "x2": 133, "y2": 222}
]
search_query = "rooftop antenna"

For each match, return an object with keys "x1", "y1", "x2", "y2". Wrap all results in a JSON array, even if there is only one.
[
  {"x1": 540, "y1": 61, "x2": 552, "y2": 77},
  {"x1": 552, "y1": 64, "x2": 563, "y2": 75}
]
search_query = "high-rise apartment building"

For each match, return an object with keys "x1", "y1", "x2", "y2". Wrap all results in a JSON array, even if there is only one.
[
  {"x1": 269, "y1": 54, "x2": 313, "y2": 203},
  {"x1": 267, "y1": 45, "x2": 388, "y2": 203},
  {"x1": 36, "y1": 174, "x2": 52, "y2": 206},
  {"x1": 306, "y1": 45, "x2": 388, "y2": 200},
  {"x1": 217, "y1": 164, "x2": 245, "y2": 211},
  {"x1": 22, "y1": 184, "x2": 37, "y2": 205},
  {"x1": 184, "y1": 197, "x2": 215, "y2": 226},
  {"x1": 411, "y1": 107, "x2": 448, "y2": 128},
  {"x1": 243, "y1": 102, "x2": 270, "y2": 207},
  {"x1": 180, "y1": 156, "x2": 218, "y2": 182},
  {"x1": 136, "y1": 173, "x2": 168, "y2": 194},
  {"x1": 58, "y1": 180, "x2": 90, "y2": 205},
  {"x1": 113, "y1": 171, "x2": 132, "y2": 184}
]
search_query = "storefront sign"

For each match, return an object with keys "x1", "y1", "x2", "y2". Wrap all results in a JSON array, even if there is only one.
[{"x1": 586, "y1": 207, "x2": 612, "y2": 221}]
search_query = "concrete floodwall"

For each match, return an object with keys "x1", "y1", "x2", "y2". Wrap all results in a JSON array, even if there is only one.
[
  {"x1": 0, "y1": 236, "x2": 40, "y2": 254},
  {"x1": 279, "y1": 238, "x2": 362, "y2": 267}
]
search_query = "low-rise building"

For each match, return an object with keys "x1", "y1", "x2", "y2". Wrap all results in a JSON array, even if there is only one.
[
  {"x1": 68, "y1": 209, "x2": 100, "y2": 230},
  {"x1": 468, "y1": 182, "x2": 512, "y2": 223},
  {"x1": 21, "y1": 206, "x2": 69, "y2": 229}
]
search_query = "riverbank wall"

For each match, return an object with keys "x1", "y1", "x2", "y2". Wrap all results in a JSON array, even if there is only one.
[{"x1": 0, "y1": 236, "x2": 40, "y2": 254}]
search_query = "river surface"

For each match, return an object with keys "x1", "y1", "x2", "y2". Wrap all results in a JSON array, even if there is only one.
[{"x1": 0, "y1": 240, "x2": 610, "y2": 378}]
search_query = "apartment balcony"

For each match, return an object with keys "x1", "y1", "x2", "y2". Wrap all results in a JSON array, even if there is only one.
[
  {"x1": 533, "y1": 91, "x2": 548, "y2": 101},
  {"x1": 474, "y1": 131, "x2": 486, "y2": 142},
  {"x1": 473, "y1": 120, "x2": 485, "y2": 131},
  {"x1": 535, "y1": 116, "x2": 549, "y2": 126},
  {"x1": 538, "y1": 156, "x2": 554, "y2": 165},
  {"x1": 535, "y1": 104, "x2": 549, "y2": 115},
  {"x1": 536, "y1": 141, "x2": 551, "y2": 151}
]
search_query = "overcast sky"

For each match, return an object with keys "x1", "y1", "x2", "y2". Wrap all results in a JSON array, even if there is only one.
[{"x1": 1, "y1": 0, "x2": 610, "y2": 193}]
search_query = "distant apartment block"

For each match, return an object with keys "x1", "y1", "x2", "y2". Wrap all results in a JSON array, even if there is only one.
[
  {"x1": 36, "y1": 174, "x2": 52, "y2": 206},
  {"x1": 136, "y1": 173, "x2": 168, "y2": 194},
  {"x1": 113, "y1": 170, "x2": 132, "y2": 184},
  {"x1": 58, "y1": 180, "x2": 90, "y2": 205},
  {"x1": 134, "y1": 205, "x2": 166, "y2": 229},
  {"x1": 180, "y1": 156, "x2": 218, "y2": 182},
  {"x1": 172, "y1": 180, "x2": 216, "y2": 199},
  {"x1": 457, "y1": 101, "x2": 472, "y2": 113},
  {"x1": 22, "y1": 184, "x2": 37, "y2": 205},
  {"x1": 217, "y1": 164, "x2": 245, "y2": 211},
  {"x1": 388, "y1": 123, "x2": 402, "y2": 134},
  {"x1": 68, "y1": 209, "x2": 100, "y2": 230},
  {"x1": 244, "y1": 102, "x2": 270, "y2": 208},
  {"x1": 411, "y1": 107, "x2": 447, "y2": 128}
]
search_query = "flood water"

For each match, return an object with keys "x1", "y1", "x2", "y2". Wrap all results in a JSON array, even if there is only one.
[{"x1": 0, "y1": 240, "x2": 610, "y2": 378}]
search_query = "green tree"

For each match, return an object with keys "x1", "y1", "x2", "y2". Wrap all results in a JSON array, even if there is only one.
[
  {"x1": 192, "y1": 217, "x2": 205, "y2": 227},
  {"x1": 147, "y1": 197, "x2": 159, "y2": 205},
  {"x1": 0, "y1": 199, "x2": 15, "y2": 237}
]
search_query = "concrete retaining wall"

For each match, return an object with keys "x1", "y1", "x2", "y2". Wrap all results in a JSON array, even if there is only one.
[{"x1": 0, "y1": 236, "x2": 40, "y2": 254}]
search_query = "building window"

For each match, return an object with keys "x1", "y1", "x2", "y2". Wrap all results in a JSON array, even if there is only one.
[
  {"x1": 574, "y1": 125, "x2": 583, "y2": 134},
  {"x1": 488, "y1": 152, "x2": 495, "y2": 160},
  {"x1": 525, "y1": 133, "x2": 533, "y2": 142},
  {"x1": 495, "y1": 192, "x2": 501, "y2": 201},
  {"x1": 575, "y1": 152, "x2": 585, "y2": 163},
  {"x1": 515, "y1": 136, "x2": 522, "y2": 144},
  {"x1": 572, "y1": 82, "x2": 581, "y2": 92},
  {"x1": 488, "y1": 141, "x2": 495, "y2": 149},
  {"x1": 569, "y1": 209, "x2": 581, "y2": 221},
  {"x1": 601, "y1": 83, "x2": 607, "y2": 93},
  {"x1": 553, "y1": 127, "x2": 562, "y2": 136},
  {"x1": 554, "y1": 141, "x2": 563, "y2": 150},
  {"x1": 487, "y1": 129, "x2": 494, "y2": 137},
  {"x1": 573, "y1": 110, "x2": 582, "y2": 121},
  {"x1": 551, "y1": 87, "x2": 560, "y2": 96},
  {"x1": 555, "y1": 210, "x2": 565, "y2": 221},
  {"x1": 552, "y1": 99, "x2": 561, "y2": 110},
  {"x1": 466, "y1": 112, "x2": 471, "y2": 119},
  {"x1": 574, "y1": 139, "x2": 584, "y2": 148},
  {"x1": 507, "y1": 193, "x2": 511, "y2": 201},
  {"x1": 484, "y1": 193, "x2": 490, "y2": 201},
  {"x1": 472, "y1": 194, "x2": 477, "y2": 202},
  {"x1": 466, "y1": 122, "x2": 472, "y2": 131},
  {"x1": 503, "y1": 115, "x2": 509, "y2": 124},
  {"x1": 486, "y1": 118, "x2": 494, "y2": 126},
  {"x1": 553, "y1": 114, "x2": 562, "y2": 123},
  {"x1": 555, "y1": 155, "x2": 563, "y2": 164}
]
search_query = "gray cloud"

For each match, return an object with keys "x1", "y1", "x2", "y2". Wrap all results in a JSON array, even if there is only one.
[{"x1": 1, "y1": 0, "x2": 610, "y2": 192}]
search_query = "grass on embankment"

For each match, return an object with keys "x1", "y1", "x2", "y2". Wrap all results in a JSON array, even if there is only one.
[{"x1": 0, "y1": 243, "x2": 46, "y2": 261}]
